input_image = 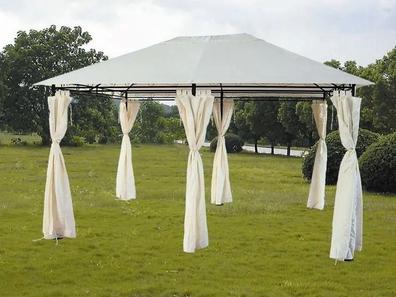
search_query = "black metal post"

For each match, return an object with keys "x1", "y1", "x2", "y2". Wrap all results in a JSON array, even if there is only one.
[
  {"x1": 351, "y1": 84, "x2": 356, "y2": 96},
  {"x1": 125, "y1": 91, "x2": 128, "y2": 110},
  {"x1": 192, "y1": 83, "x2": 196, "y2": 96},
  {"x1": 220, "y1": 84, "x2": 224, "y2": 121},
  {"x1": 51, "y1": 84, "x2": 56, "y2": 96}
]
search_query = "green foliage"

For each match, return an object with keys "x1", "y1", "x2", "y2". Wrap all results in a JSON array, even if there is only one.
[
  {"x1": 69, "y1": 136, "x2": 85, "y2": 147},
  {"x1": 130, "y1": 102, "x2": 184, "y2": 144},
  {"x1": 0, "y1": 25, "x2": 107, "y2": 144},
  {"x1": 10, "y1": 137, "x2": 28, "y2": 146},
  {"x1": 295, "y1": 101, "x2": 315, "y2": 147},
  {"x1": 325, "y1": 47, "x2": 396, "y2": 134},
  {"x1": 0, "y1": 53, "x2": 7, "y2": 130},
  {"x1": 66, "y1": 95, "x2": 118, "y2": 145},
  {"x1": 278, "y1": 102, "x2": 300, "y2": 145},
  {"x1": 302, "y1": 129, "x2": 379, "y2": 184},
  {"x1": 132, "y1": 102, "x2": 164, "y2": 143},
  {"x1": 209, "y1": 133, "x2": 244, "y2": 153},
  {"x1": 234, "y1": 101, "x2": 284, "y2": 152},
  {"x1": 157, "y1": 117, "x2": 185, "y2": 144},
  {"x1": 61, "y1": 126, "x2": 85, "y2": 146},
  {"x1": 83, "y1": 130, "x2": 97, "y2": 144},
  {"x1": 324, "y1": 59, "x2": 342, "y2": 69},
  {"x1": 360, "y1": 132, "x2": 396, "y2": 193}
]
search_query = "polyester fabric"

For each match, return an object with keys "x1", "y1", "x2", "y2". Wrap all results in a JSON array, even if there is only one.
[
  {"x1": 116, "y1": 100, "x2": 140, "y2": 200},
  {"x1": 43, "y1": 91, "x2": 76, "y2": 239},
  {"x1": 307, "y1": 101, "x2": 328, "y2": 210},
  {"x1": 36, "y1": 34, "x2": 373, "y2": 88},
  {"x1": 211, "y1": 100, "x2": 234, "y2": 205},
  {"x1": 330, "y1": 92, "x2": 363, "y2": 261},
  {"x1": 176, "y1": 89, "x2": 214, "y2": 253}
]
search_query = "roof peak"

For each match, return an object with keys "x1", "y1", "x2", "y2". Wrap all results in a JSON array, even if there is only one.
[{"x1": 169, "y1": 33, "x2": 258, "y2": 42}]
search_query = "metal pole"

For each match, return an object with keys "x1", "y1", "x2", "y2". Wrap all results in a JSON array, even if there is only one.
[
  {"x1": 192, "y1": 83, "x2": 196, "y2": 96},
  {"x1": 220, "y1": 84, "x2": 224, "y2": 121},
  {"x1": 51, "y1": 84, "x2": 56, "y2": 96},
  {"x1": 351, "y1": 84, "x2": 356, "y2": 96}
]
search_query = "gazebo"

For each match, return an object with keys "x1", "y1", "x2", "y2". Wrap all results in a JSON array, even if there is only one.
[{"x1": 35, "y1": 33, "x2": 372, "y2": 261}]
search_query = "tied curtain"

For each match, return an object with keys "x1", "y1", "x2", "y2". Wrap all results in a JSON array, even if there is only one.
[
  {"x1": 116, "y1": 100, "x2": 140, "y2": 200},
  {"x1": 211, "y1": 100, "x2": 234, "y2": 205},
  {"x1": 176, "y1": 89, "x2": 214, "y2": 253},
  {"x1": 43, "y1": 90, "x2": 76, "y2": 239},
  {"x1": 307, "y1": 100, "x2": 328, "y2": 210},
  {"x1": 330, "y1": 92, "x2": 363, "y2": 261}
]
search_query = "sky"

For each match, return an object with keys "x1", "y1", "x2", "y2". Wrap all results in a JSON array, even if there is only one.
[{"x1": 0, "y1": 0, "x2": 395, "y2": 66}]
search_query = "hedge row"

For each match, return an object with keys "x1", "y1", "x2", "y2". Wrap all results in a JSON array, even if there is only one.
[
  {"x1": 302, "y1": 129, "x2": 380, "y2": 184},
  {"x1": 302, "y1": 129, "x2": 396, "y2": 193}
]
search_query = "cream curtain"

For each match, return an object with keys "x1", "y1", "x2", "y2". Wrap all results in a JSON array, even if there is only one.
[
  {"x1": 43, "y1": 90, "x2": 76, "y2": 239},
  {"x1": 116, "y1": 100, "x2": 140, "y2": 200},
  {"x1": 307, "y1": 100, "x2": 327, "y2": 210},
  {"x1": 330, "y1": 92, "x2": 363, "y2": 261},
  {"x1": 211, "y1": 100, "x2": 234, "y2": 205},
  {"x1": 176, "y1": 89, "x2": 214, "y2": 253}
]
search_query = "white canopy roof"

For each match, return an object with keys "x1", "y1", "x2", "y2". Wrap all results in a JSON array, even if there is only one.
[{"x1": 36, "y1": 33, "x2": 371, "y2": 87}]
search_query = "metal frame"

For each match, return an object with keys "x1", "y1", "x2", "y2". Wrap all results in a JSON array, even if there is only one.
[
  {"x1": 50, "y1": 82, "x2": 356, "y2": 127},
  {"x1": 51, "y1": 83, "x2": 356, "y2": 101}
]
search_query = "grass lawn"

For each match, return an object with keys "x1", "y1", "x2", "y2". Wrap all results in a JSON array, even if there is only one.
[
  {"x1": 0, "y1": 144, "x2": 395, "y2": 297},
  {"x1": 0, "y1": 132, "x2": 41, "y2": 145}
]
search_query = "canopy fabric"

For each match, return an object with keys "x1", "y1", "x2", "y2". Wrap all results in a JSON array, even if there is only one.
[
  {"x1": 43, "y1": 91, "x2": 76, "y2": 239},
  {"x1": 35, "y1": 34, "x2": 372, "y2": 88},
  {"x1": 307, "y1": 101, "x2": 328, "y2": 210},
  {"x1": 211, "y1": 100, "x2": 234, "y2": 205},
  {"x1": 176, "y1": 89, "x2": 214, "y2": 253},
  {"x1": 330, "y1": 92, "x2": 363, "y2": 261},
  {"x1": 116, "y1": 100, "x2": 140, "y2": 200}
]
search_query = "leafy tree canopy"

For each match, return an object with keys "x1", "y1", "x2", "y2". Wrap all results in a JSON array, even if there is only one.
[{"x1": 0, "y1": 25, "x2": 108, "y2": 144}]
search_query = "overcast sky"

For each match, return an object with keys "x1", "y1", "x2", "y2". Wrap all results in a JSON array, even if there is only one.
[{"x1": 0, "y1": 0, "x2": 395, "y2": 66}]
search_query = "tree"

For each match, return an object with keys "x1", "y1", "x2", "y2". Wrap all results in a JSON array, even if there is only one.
[
  {"x1": 132, "y1": 101, "x2": 164, "y2": 143},
  {"x1": 158, "y1": 116, "x2": 185, "y2": 143},
  {"x1": 234, "y1": 102, "x2": 253, "y2": 146},
  {"x1": 0, "y1": 53, "x2": 7, "y2": 130},
  {"x1": 295, "y1": 101, "x2": 315, "y2": 146},
  {"x1": 234, "y1": 101, "x2": 263, "y2": 153},
  {"x1": 234, "y1": 101, "x2": 283, "y2": 154},
  {"x1": 1, "y1": 25, "x2": 108, "y2": 144},
  {"x1": 324, "y1": 59, "x2": 341, "y2": 69},
  {"x1": 255, "y1": 101, "x2": 284, "y2": 154},
  {"x1": 278, "y1": 101, "x2": 301, "y2": 156},
  {"x1": 62, "y1": 94, "x2": 118, "y2": 145},
  {"x1": 324, "y1": 48, "x2": 396, "y2": 134}
]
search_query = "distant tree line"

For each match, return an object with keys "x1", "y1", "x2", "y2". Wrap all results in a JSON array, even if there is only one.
[
  {"x1": 0, "y1": 25, "x2": 394, "y2": 151},
  {"x1": 211, "y1": 47, "x2": 396, "y2": 154}
]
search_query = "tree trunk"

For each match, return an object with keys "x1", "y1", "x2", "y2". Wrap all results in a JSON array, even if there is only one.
[
  {"x1": 287, "y1": 144, "x2": 291, "y2": 156},
  {"x1": 254, "y1": 139, "x2": 258, "y2": 154}
]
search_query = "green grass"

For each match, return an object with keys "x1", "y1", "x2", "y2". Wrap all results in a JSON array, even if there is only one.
[
  {"x1": 0, "y1": 144, "x2": 395, "y2": 297},
  {"x1": 0, "y1": 132, "x2": 41, "y2": 145}
]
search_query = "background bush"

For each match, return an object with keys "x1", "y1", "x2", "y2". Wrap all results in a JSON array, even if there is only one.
[
  {"x1": 359, "y1": 132, "x2": 396, "y2": 193},
  {"x1": 210, "y1": 133, "x2": 244, "y2": 153},
  {"x1": 302, "y1": 129, "x2": 379, "y2": 184}
]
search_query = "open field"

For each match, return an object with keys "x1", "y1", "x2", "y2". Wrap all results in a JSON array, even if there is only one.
[
  {"x1": 0, "y1": 132, "x2": 41, "y2": 145},
  {"x1": 0, "y1": 144, "x2": 395, "y2": 297}
]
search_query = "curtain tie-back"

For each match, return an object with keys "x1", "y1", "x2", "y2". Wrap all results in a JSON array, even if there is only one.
[{"x1": 51, "y1": 139, "x2": 61, "y2": 144}]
